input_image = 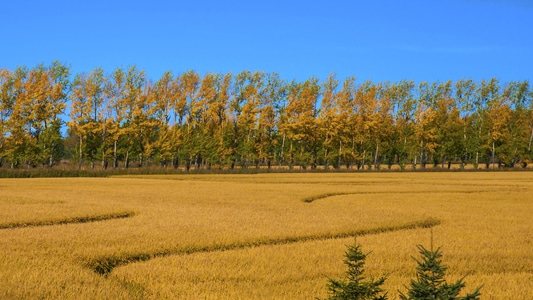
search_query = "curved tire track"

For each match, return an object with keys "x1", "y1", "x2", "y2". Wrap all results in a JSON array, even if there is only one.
[
  {"x1": 0, "y1": 211, "x2": 136, "y2": 229},
  {"x1": 301, "y1": 190, "x2": 500, "y2": 203},
  {"x1": 86, "y1": 217, "x2": 441, "y2": 276}
]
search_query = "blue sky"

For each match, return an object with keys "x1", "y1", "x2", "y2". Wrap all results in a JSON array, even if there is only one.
[{"x1": 1, "y1": 0, "x2": 532, "y2": 84}]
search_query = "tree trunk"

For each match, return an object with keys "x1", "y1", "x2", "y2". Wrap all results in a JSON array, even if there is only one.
[
  {"x1": 324, "y1": 148, "x2": 328, "y2": 170},
  {"x1": 79, "y1": 137, "x2": 83, "y2": 170},
  {"x1": 374, "y1": 143, "x2": 379, "y2": 170},
  {"x1": 124, "y1": 150, "x2": 129, "y2": 168},
  {"x1": 338, "y1": 140, "x2": 342, "y2": 169},
  {"x1": 289, "y1": 140, "x2": 293, "y2": 170},
  {"x1": 280, "y1": 133, "x2": 286, "y2": 168},
  {"x1": 49, "y1": 141, "x2": 54, "y2": 168},
  {"x1": 113, "y1": 140, "x2": 118, "y2": 169},
  {"x1": 419, "y1": 140, "x2": 424, "y2": 169},
  {"x1": 101, "y1": 125, "x2": 106, "y2": 169},
  {"x1": 362, "y1": 150, "x2": 366, "y2": 170},
  {"x1": 492, "y1": 142, "x2": 495, "y2": 170},
  {"x1": 528, "y1": 126, "x2": 533, "y2": 153}
]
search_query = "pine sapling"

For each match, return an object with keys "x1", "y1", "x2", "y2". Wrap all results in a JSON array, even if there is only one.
[
  {"x1": 399, "y1": 244, "x2": 482, "y2": 300},
  {"x1": 326, "y1": 240, "x2": 388, "y2": 300}
]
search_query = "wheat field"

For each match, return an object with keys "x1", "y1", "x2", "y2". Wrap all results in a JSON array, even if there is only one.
[{"x1": 0, "y1": 172, "x2": 531, "y2": 299}]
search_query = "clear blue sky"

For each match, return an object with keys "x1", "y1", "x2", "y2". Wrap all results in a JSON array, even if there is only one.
[{"x1": 1, "y1": 0, "x2": 532, "y2": 84}]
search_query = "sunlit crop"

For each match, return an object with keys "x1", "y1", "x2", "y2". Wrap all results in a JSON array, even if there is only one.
[{"x1": 1, "y1": 172, "x2": 531, "y2": 299}]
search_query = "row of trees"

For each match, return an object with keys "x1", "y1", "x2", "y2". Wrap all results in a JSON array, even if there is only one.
[{"x1": 1, "y1": 62, "x2": 532, "y2": 170}]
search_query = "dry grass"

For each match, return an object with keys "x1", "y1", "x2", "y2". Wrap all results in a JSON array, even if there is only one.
[{"x1": 0, "y1": 173, "x2": 532, "y2": 299}]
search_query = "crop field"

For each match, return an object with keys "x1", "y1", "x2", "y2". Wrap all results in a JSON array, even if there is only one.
[{"x1": 0, "y1": 172, "x2": 532, "y2": 299}]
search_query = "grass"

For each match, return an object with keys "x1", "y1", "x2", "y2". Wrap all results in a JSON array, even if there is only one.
[{"x1": 0, "y1": 173, "x2": 532, "y2": 299}]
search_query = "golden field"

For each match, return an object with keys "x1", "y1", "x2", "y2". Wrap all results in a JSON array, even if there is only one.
[{"x1": 0, "y1": 172, "x2": 531, "y2": 299}]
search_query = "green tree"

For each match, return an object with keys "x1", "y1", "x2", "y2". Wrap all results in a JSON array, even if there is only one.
[
  {"x1": 326, "y1": 241, "x2": 388, "y2": 300},
  {"x1": 399, "y1": 245, "x2": 481, "y2": 300},
  {"x1": 386, "y1": 80, "x2": 416, "y2": 170},
  {"x1": 502, "y1": 81, "x2": 531, "y2": 167},
  {"x1": 454, "y1": 79, "x2": 477, "y2": 168}
]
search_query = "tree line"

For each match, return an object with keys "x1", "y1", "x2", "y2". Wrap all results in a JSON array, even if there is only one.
[{"x1": 1, "y1": 62, "x2": 532, "y2": 170}]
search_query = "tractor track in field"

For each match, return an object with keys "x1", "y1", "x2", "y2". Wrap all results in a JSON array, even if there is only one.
[
  {"x1": 0, "y1": 211, "x2": 136, "y2": 229},
  {"x1": 85, "y1": 217, "x2": 441, "y2": 277},
  {"x1": 300, "y1": 189, "x2": 509, "y2": 203}
]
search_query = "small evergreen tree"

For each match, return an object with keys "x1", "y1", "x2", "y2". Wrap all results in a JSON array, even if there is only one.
[
  {"x1": 326, "y1": 240, "x2": 388, "y2": 300},
  {"x1": 399, "y1": 244, "x2": 481, "y2": 300}
]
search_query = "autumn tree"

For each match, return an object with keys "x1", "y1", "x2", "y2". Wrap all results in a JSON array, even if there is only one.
[
  {"x1": 3, "y1": 62, "x2": 69, "y2": 168},
  {"x1": 282, "y1": 78, "x2": 320, "y2": 169},
  {"x1": 103, "y1": 67, "x2": 126, "y2": 168},
  {"x1": 454, "y1": 79, "x2": 477, "y2": 168},
  {"x1": 353, "y1": 81, "x2": 388, "y2": 170},
  {"x1": 385, "y1": 80, "x2": 416, "y2": 169},
  {"x1": 485, "y1": 98, "x2": 513, "y2": 168},
  {"x1": 119, "y1": 66, "x2": 147, "y2": 168},
  {"x1": 318, "y1": 73, "x2": 340, "y2": 169},
  {"x1": 432, "y1": 81, "x2": 464, "y2": 168},
  {"x1": 69, "y1": 68, "x2": 106, "y2": 168},
  {"x1": 152, "y1": 71, "x2": 180, "y2": 168},
  {"x1": 336, "y1": 77, "x2": 358, "y2": 169},
  {"x1": 207, "y1": 72, "x2": 232, "y2": 168},
  {"x1": 473, "y1": 78, "x2": 500, "y2": 168},
  {"x1": 3, "y1": 67, "x2": 30, "y2": 167},
  {"x1": 256, "y1": 72, "x2": 285, "y2": 169},
  {"x1": 2, "y1": 64, "x2": 533, "y2": 171},
  {"x1": 501, "y1": 81, "x2": 532, "y2": 167},
  {"x1": 373, "y1": 83, "x2": 395, "y2": 170},
  {"x1": 0, "y1": 69, "x2": 14, "y2": 167},
  {"x1": 175, "y1": 70, "x2": 200, "y2": 170},
  {"x1": 232, "y1": 71, "x2": 265, "y2": 168},
  {"x1": 186, "y1": 72, "x2": 222, "y2": 169}
]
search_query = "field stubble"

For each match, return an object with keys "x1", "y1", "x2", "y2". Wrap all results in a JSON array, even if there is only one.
[{"x1": 0, "y1": 173, "x2": 531, "y2": 299}]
